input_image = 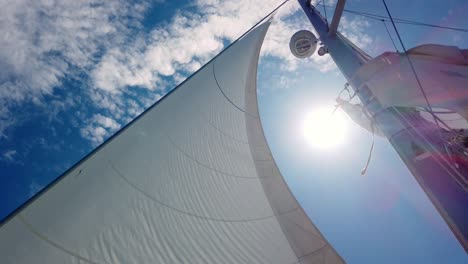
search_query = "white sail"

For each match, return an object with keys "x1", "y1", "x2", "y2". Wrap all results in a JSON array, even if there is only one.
[{"x1": 0, "y1": 21, "x2": 343, "y2": 264}]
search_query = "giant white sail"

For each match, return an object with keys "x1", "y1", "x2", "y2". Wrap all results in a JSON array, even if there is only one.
[{"x1": 0, "y1": 21, "x2": 344, "y2": 263}]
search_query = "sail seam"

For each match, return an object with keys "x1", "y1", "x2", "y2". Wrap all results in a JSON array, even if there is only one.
[
  {"x1": 18, "y1": 215, "x2": 100, "y2": 264},
  {"x1": 208, "y1": 120, "x2": 250, "y2": 144},
  {"x1": 287, "y1": 214, "x2": 328, "y2": 245},
  {"x1": 298, "y1": 244, "x2": 328, "y2": 260},
  {"x1": 109, "y1": 161, "x2": 299, "y2": 223},
  {"x1": 212, "y1": 63, "x2": 258, "y2": 118},
  {"x1": 163, "y1": 130, "x2": 276, "y2": 179}
]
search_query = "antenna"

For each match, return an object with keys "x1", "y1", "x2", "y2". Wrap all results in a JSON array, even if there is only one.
[{"x1": 289, "y1": 30, "x2": 318, "y2": 58}]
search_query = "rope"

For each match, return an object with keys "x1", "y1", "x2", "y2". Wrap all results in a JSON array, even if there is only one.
[
  {"x1": 332, "y1": 90, "x2": 376, "y2": 176},
  {"x1": 380, "y1": 1, "x2": 462, "y2": 168},
  {"x1": 315, "y1": 0, "x2": 328, "y2": 22},
  {"x1": 381, "y1": 0, "x2": 444, "y2": 139},
  {"x1": 338, "y1": 83, "x2": 351, "y2": 99},
  {"x1": 361, "y1": 122, "x2": 375, "y2": 176},
  {"x1": 382, "y1": 20, "x2": 399, "y2": 52},
  {"x1": 316, "y1": 3, "x2": 468, "y2": 33},
  {"x1": 323, "y1": 0, "x2": 328, "y2": 22},
  {"x1": 347, "y1": 9, "x2": 468, "y2": 33},
  {"x1": 332, "y1": 83, "x2": 352, "y2": 114}
]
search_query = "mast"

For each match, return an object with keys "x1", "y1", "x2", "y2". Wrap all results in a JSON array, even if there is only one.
[
  {"x1": 298, "y1": 0, "x2": 468, "y2": 252},
  {"x1": 296, "y1": 0, "x2": 405, "y2": 151}
]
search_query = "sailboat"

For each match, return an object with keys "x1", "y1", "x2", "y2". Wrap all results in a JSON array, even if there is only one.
[{"x1": 0, "y1": 0, "x2": 466, "y2": 262}]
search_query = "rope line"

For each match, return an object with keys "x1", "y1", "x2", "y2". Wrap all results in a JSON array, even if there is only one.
[
  {"x1": 347, "y1": 9, "x2": 468, "y2": 33},
  {"x1": 381, "y1": 0, "x2": 444, "y2": 137},
  {"x1": 361, "y1": 122, "x2": 375, "y2": 176},
  {"x1": 315, "y1": 0, "x2": 328, "y2": 22},
  {"x1": 316, "y1": 3, "x2": 468, "y2": 33},
  {"x1": 382, "y1": 20, "x2": 399, "y2": 52},
  {"x1": 323, "y1": 0, "x2": 328, "y2": 22}
]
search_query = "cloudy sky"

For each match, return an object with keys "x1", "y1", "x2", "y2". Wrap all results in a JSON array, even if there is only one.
[{"x1": 1, "y1": 0, "x2": 468, "y2": 263}]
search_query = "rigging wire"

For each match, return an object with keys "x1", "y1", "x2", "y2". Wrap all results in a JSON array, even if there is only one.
[
  {"x1": 316, "y1": 0, "x2": 328, "y2": 22},
  {"x1": 419, "y1": 108, "x2": 466, "y2": 134},
  {"x1": 332, "y1": 87, "x2": 376, "y2": 176},
  {"x1": 346, "y1": 9, "x2": 468, "y2": 33},
  {"x1": 381, "y1": 0, "x2": 444, "y2": 136},
  {"x1": 380, "y1": 1, "x2": 468, "y2": 169},
  {"x1": 327, "y1": 1, "x2": 466, "y2": 139},
  {"x1": 382, "y1": 20, "x2": 399, "y2": 52},
  {"x1": 324, "y1": 1, "x2": 466, "y2": 142},
  {"x1": 319, "y1": 1, "x2": 467, "y2": 173},
  {"x1": 323, "y1": 0, "x2": 328, "y2": 22},
  {"x1": 316, "y1": 3, "x2": 468, "y2": 33},
  {"x1": 427, "y1": 110, "x2": 462, "y2": 131},
  {"x1": 323, "y1": 1, "x2": 467, "y2": 173}
]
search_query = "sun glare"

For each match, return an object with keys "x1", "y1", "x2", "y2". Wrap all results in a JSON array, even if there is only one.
[{"x1": 303, "y1": 106, "x2": 348, "y2": 150}]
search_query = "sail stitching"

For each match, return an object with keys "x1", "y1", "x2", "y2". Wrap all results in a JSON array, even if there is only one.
[
  {"x1": 208, "y1": 120, "x2": 250, "y2": 144},
  {"x1": 278, "y1": 211, "x2": 329, "y2": 259},
  {"x1": 212, "y1": 63, "x2": 258, "y2": 118},
  {"x1": 287, "y1": 216, "x2": 327, "y2": 246},
  {"x1": 109, "y1": 161, "x2": 300, "y2": 223},
  {"x1": 298, "y1": 244, "x2": 329, "y2": 261},
  {"x1": 163, "y1": 130, "x2": 276, "y2": 179},
  {"x1": 18, "y1": 215, "x2": 100, "y2": 264}
]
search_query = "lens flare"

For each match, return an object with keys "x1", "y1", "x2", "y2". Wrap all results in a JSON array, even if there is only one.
[{"x1": 303, "y1": 106, "x2": 348, "y2": 150}]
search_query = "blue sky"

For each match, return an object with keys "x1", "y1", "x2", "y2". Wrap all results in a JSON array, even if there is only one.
[{"x1": 0, "y1": 0, "x2": 467, "y2": 263}]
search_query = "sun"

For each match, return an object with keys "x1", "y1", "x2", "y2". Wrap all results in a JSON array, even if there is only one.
[{"x1": 303, "y1": 106, "x2": 348, "y2": 150}]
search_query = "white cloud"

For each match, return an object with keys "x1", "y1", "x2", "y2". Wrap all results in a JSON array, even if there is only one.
[
  {"x1": 80, "y1": 114, "x2": 121, "y2": 146},
  {"x1": 261, "y1": 10, "x2": 337, "y2": 73},
  {"x1": 0, "y1": 0, "x2": 374, "y2": 144},
  {"x1": 91, "y1": 0, "x2": 301, "y2": 93},
  {"x1": 2, "y1": 149, "x2": 17, "y2": 162},
  {"x1": 80, "y1": 125, "x2": 108, "y2": 146},
  {"x1": 29, "y1": 181, "x2": 44, "y2": 197},
  {"x1": 86, "y1": 1, "x2": 310, "y2": 138},
  {"x1": 0, "y1": 107, "x2": 15, "y2": 139},
  {"x1": 0, "y1": 0, "x2": 143, "y2": 99},
  {"x1": 91, "y1": 0, "x2": 373, "y2": 94},
  {"x1": 0, "y1": 0, "x2": 152, "y2": 135},
  {"x1": 93, "y1": 114, "x2": 120, "y2": 130},
  {"x1": 339, "y1": 16, "x2": 373, "y2": 51}
]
